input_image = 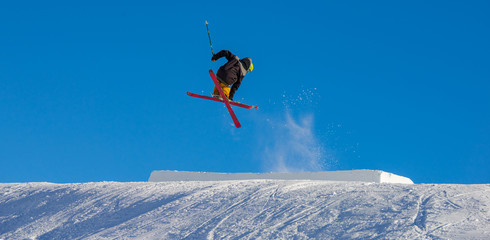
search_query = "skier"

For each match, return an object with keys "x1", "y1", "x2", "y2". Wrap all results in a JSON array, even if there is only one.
[{"x1": 211, "y1": 50, "x2": 253, "y2": 101}]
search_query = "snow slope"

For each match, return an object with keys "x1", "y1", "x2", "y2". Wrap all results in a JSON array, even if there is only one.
[{"x1": 1, "y1": 180, "x2": 489, "y2": 239}]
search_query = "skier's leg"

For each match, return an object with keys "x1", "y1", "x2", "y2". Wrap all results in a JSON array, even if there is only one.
[
  {"x1": 213, "y1": 86, "x2": 220, "y2": 96},
  {"x1": 220, "y1": 83, "x2": 231, "y2": 99},
  {"x1": 212, "y1": 82, "x2": 231, "y2": 99}
]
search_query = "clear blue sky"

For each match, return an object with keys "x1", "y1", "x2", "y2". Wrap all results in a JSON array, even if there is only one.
[{"x1": 1, "y1": 1, "x2": 489, "y2": 184}]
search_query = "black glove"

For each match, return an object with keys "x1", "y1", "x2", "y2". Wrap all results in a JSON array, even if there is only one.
[{"x1": 211, "y1": 54, "x2": 218, "y2": 61}]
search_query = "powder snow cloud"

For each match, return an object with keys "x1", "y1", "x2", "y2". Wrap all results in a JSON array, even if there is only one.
[{"x1": 260, "y1": 110, "x2": 327, "y2": 172}]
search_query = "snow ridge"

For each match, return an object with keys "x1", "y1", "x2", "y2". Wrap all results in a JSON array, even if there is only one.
[{"x1": 148, "y1": 170, "x2": 414, "y2": 184}]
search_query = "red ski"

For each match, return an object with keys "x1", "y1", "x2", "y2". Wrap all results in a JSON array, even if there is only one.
[
  {"x1": 209, "y1": 70, "x2": 241, "y2": 128},
  {"x1": 186, "y1": 92, "x2": 258, "y2": 110},
  {"x1": 188, "y1": 70, "x2": 258, "y2": 128}
]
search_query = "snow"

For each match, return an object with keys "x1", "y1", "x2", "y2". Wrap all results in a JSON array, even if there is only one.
[
  {"x1": 148, "y1": 170, "x2": 414, "y2": 184},
  {"x1": 1, "y1": 178, "x2": 489, "y2": 239}
]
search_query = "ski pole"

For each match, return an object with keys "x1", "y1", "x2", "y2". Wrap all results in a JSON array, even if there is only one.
[{"x1": 205, "y1": 21, "x2": 214, "y2": 56}]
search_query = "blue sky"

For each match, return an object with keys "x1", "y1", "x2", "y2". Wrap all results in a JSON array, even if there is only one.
[{"x1": 1, "y1": 1, "x2": 489, "y2": 184}]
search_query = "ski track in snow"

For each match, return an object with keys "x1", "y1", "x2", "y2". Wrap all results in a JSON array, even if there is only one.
[{"x1": 0, "y1": 181, "x2": 489, "y2": 239}]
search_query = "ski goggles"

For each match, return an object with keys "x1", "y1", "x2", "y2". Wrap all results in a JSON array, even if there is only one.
[{"x1": 248, "y1": 63, "x2": 254, "y2": 73}]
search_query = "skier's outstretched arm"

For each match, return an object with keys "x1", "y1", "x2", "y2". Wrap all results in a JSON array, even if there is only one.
[{"x1": 211, "y1": 50, "x2": 234, "y2": 61}]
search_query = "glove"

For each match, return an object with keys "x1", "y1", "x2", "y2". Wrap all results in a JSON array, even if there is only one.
[{"x1": 211, "y1": 54, "x2": 218, "y2": 61}]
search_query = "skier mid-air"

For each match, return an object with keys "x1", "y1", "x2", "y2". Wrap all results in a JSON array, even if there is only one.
[
  {"x1": 186, "y1": 21, "x2": 257, "y2": 128},
  {"x1": 211, "y1": 50, "x2": 253, "y2": 101}
]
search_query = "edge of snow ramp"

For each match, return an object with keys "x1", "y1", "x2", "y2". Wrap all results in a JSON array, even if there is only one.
[{"x1": 148, "y1": 170, "x2": 414, "y2": 184}]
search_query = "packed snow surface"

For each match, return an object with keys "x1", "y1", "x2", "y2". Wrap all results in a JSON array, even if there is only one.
[
  {"x1": 1, "y1": 180, "x2": 489, "y2": 239},
  {"x1": 148, "y1": 170, "x2": 414, "y2": 184}
]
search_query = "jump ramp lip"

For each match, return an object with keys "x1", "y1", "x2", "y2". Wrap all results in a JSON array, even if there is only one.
[{"x1": 148, "y1": 170, "x2": 414, "y2": 184}]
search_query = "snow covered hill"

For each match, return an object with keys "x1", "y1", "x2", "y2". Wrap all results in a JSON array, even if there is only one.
[{"x1": 1, "y1": 179, "x2": 489, "y2": 239}]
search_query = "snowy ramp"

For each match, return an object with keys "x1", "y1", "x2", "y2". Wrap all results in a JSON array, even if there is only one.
[{"x1": 148, "y1": 170, "x2": 414, "y2": 184}]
